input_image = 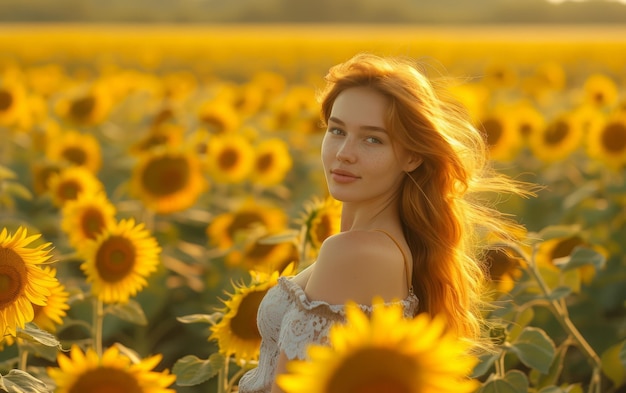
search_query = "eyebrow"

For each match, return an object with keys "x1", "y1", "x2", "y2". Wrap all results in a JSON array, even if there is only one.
[{"x1": 328, "y1": 116, "x2": 387, "y2": 133}]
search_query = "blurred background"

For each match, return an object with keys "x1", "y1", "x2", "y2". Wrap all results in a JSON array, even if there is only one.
[
  {"x1": 0, "y1": 1, "x2": 625, "y2": 393},
  {"x1": 1, "y1": 0, "x2": 626, "y2": 23}
]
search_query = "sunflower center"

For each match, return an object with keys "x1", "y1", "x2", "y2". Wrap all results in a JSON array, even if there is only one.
[
  {"x1": 544, "y1": 120, "x2": 569, "y2": 145},
  {"x1": 312, "y1": 214, "x2": 335, "y2": 247},
  {"x1": 141, "y1": 155, "x2": 190, "y2": 197},
  {"x1": 68, "y1": 367, "x2": 142, "y2": 393},
  {"x1": 95, "y1": 236, "x2": 136, "y2": 282},
  {"x1": 519, "y1": 122, "x2": 533, "y2": 137},
  {"x1": 228, "y1": 212, "x2": 265, "y2": 239},
  {"x1": 70, "y1": 95, "x2": 96, "y2": 121},
  {"x1": 550, "y1": 236, "x2": 584, "y2": 260},
  {"x1": 81, "y1": 207, "x2": 106, "y2": 240},
  {"x1": 480, "y1": 118, "x2": 503, "y2": 146},
  {"x1": 230, "y1": 289, "x2": 267, "y2": 341},
  {"x1": 0, "y1": 248, "x2": 27, "y2": 309},
  {"x1": 217, "y1": 148, "x2": 240, "y2": 170},
  {"x1": 256, "y1": 153, "x2": 274, "y2": 173},
  {"x1": 0, "y1": 90, "x2": 12, "y2": 111},
  {"x1": 602, "y1": 122, "x2": 626, "y2": 153},
  {"x1": 58, "y1": 180, "x2": 81, "y2": 201},
  {"x1": 62, "y1": 146, "x2": 88, "y2": 166},
  {"x1": 201, "y1": 114, "x2": 227, "y2": 134},
  {"x1": 486, "y1": 248, "x2": 520, "y2": 281},
  {"x1": 247, "y1": 243, "x2": 276, "y2": 260},
  {"x1": 326, "y1": 347, "x2": 416, "y2": 393}
]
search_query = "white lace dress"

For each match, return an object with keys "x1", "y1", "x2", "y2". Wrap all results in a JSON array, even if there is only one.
[{"x1": 237, "y1": 276, "x2": 420, "y2": 393}]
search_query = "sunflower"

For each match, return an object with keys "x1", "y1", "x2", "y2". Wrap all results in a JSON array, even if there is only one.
[
  {"x1": 46, "y1": 166, "x2": 104, "y2": 208},
  {"x1": 227, "y1": 234, "x2": 299, "y2": 274},
  {"x1": 249, "y1": 71, "x2": 287, "y2": 102},
  {"x1": 210, "y1": 264, "x2": 295, "y2": 365},
  {"x1": 45, "y1": 129, "x2": 103, "y2": 173},
  {"x1": 79, "y1": 218, "x2": 161, "y2": 304},
  {"x1": 528, "y1": 113, "x2": 583, "y2": 163},
  {"x1": 130, "y1": 147, "x2": 207, "y2": 214},
  {"x1": 484, "y1": 246, "x2": 526, "y2": 294},
  {"x1": 523, "y1": 62, "x2": 566, "y2": 102},
  {"x1": 0, "y1": 80, "x2": 27, "y2": 127},
  {"x1": 207, "y1": 199, "x2": 289, "y2": 250},
  {"x1": 446, "y1": 82, "x2": 489, "y2": 122},
  {"x1": 61, "y1": 190, "x2": 117, "y2": 250},
  {"x1": 298, "y1": 196, "x2": 342, "y2": 254},
  {"x1": 583, "y1": 73, "x2": 619, "y2": 108},
  {"x1": 30, "y1": 159, "x2": 63, "y2": 196},
  {"x1": 231, "y1": 83, "x2": 265, "y2": 118},
  {"x1": 0, "y1": 226, "x2": 58, "y2": 337},
  {"x1": 250, "y1": 138, "x2": 293, "y2": 187},
  {"x1": 482, "y1": 62, "x2": 518, "y2": 89},
  {"x1": 510, "y1": 101, "x2": 546, "y2": 142},
  {"x1": 477, "y1": 109, "x2": 522, "y2": 162},
  {"x1": 277, "y1": 299, "x2": 479, "y2": 393},
  {"x1": 55, "y1": 81, "x2": 113, "y2": 126},
  {"x1": 197, "y1": 99, "x2": 240, "y2": 134},
  {"x1": 206, "y1": 133, "x2": 255, "y2": 184},
  {"x1": 47, "y1": 344, "x2": 176, "y2": 393},
  {"x1": 129, "y1": 122, "x2": 185, "y2": 156},
  {"x1": 536, "y1": 235, "x2": 600, "y2": 287},
  {"x1": 32, "y1": 266, "x2": 70, "y2": 332},
  {"x1": 586, "y1": 114, "x2": 626, "y2": 170},
  {"x1": 266, "y1": 85, "x2": 318, "y2": 132}
]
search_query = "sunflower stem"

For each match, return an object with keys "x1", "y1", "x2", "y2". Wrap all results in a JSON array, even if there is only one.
[
  {"x1": 227, "y1": 366, "x2": 247, "y2": 393},
  {"x1": 93, "y1": 297, "x2": 104, "y2": 357},
  {"x1": 522, "y1": 244, "x2": 602, "y2": 389}
]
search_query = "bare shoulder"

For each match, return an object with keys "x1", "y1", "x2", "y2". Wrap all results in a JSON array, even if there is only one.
[{"x1": 304, "y1": 230, "x2": 407, "y2": 306}]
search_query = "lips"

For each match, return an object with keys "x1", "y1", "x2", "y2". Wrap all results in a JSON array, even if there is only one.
[{"x1": 330, "y1": 169, "x2": 360, "y2": 183}]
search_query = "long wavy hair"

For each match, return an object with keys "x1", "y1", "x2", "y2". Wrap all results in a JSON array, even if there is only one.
[{"x1": 318, "y1": 53, "x2": 531, "y2": 345}]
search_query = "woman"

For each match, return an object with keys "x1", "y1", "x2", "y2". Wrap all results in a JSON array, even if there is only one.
[{"x1": 237, "y1": 53, "x2": 529, "y2": 393}]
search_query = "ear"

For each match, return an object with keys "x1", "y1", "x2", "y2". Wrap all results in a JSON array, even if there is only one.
[{"x1": 404, "y1": 154, "x2": 423, "y2": 172}]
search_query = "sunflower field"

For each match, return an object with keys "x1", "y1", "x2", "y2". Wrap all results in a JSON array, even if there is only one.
[{"x1": 0, "y1": 24, "x2": 625, "y2": 393}]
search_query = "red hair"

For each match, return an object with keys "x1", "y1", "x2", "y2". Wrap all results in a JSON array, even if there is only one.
[{"x1": 319, "y1": 53, "x2": 531, "y2": 344}]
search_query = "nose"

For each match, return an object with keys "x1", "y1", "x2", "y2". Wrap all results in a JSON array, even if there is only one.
[{"x1": 336, "y1": 138, "x2": 356, "y2": 163}]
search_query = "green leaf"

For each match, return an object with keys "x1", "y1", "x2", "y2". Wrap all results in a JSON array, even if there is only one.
[
  {"x1": 509, "y1": 307, "x2": 534, "y2": 342},
  {"x1": 0, "y1": 369, "x2": 50, "y2": 393},
  {"x1": 532, "y1": 225, "x2": 581, "y2": 244},
  {"x1": 16, "y1": 324, "x2": 61, "y2": 348},
  {"x1": 4, "y1": 181, "x2": 33, "y2": 201},
  {"x1": 534, "y1": 342, "x2": 568, "y2": 389},
  {"x1": 546, "y1": 286, "x2": 572, "y2": 301},
  {"x1": 173, "y1": 352, "x2": 225, "y2": 386},
  {"x1": 478, "y1": 371, "x2": 529, "y2": 393},
  {"x1": 105, "y1": 300, "x2": 148, "y2": 326},
  {"x1": 556, "y1": 247, "x2": 606, "y2": 272},
  {"x1": 601, "y1": 340, "x2": 626, "y2": 387},
  {"x1": 177, "y1": 312, "x2": 223, "y2": 325},
  {"x1": 509, "y1": 327, "x2": 556, "y2": 374},
  {"x1": 0, "y1": 165, "x2": 17, "y2": 180},
  {"x1": 471, "y1": 351, "x2": 500, "y2": 378}
]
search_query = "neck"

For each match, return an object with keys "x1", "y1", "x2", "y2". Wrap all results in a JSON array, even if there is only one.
[{"x1": 340, "y1": 196, "x2": 401, "y2": 232}]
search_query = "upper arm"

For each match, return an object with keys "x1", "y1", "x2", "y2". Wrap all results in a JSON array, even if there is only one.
[{"x1": 304, "y1": 231, "x2": 407, "y2": 305}]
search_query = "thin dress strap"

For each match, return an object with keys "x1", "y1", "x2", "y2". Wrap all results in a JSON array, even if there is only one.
[{"x1": 374, "y1": 230, "x2": 414, "y2": 295}]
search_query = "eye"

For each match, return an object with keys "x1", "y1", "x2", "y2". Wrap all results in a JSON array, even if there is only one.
[
  {"x1": 328, "y1": 127, "x2": 345, "y2": 136},
  {"x1": 366, "y1": 136, "x2": 382, "y2": 144}
]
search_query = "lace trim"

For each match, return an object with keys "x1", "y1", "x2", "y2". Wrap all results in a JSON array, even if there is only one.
[{"x1": 277, "y1": 276, "x2": 419, "y2": 360}]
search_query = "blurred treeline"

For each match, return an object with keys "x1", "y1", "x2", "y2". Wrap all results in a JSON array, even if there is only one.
[{"x1": 1, "y1": 0, "x2": 626, "y2": 24}]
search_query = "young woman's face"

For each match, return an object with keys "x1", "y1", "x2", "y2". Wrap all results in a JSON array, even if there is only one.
[{"x1": 321, "y1": 86, "x2": 418, "y2": 205}]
